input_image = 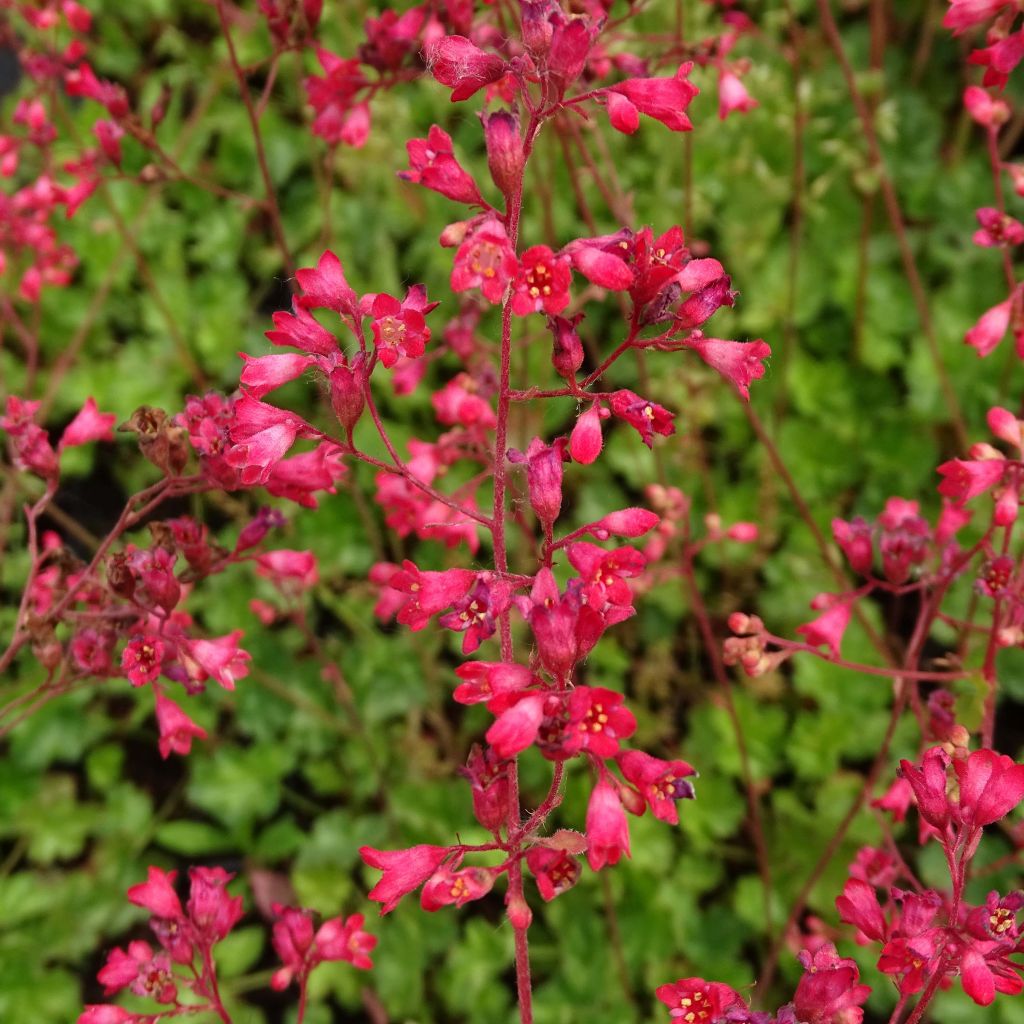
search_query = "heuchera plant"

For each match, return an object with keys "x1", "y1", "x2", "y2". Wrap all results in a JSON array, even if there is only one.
[{"x1": 3, "y1": 0, "x2": 1024, "y2": 1022}]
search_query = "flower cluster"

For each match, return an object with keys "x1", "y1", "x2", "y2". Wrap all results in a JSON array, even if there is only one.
[{"x1": 81, "y1": 866, "x2": 374, "y2": 1023}]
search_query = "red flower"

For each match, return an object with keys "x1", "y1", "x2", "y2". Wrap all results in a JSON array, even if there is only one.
[
  {"x1": 526, "y1": 847, "x2": 581, "y2": 901},
  {"x1": 453, "y1": 661, "x2": 535, "y2": 707},
  {"x1": 425, "y1": 36, "x2": 507, "y2": 102},
  {"x1": 154, "y1": 691, "x2": 207, "y2": 759},
  {"x1": 270, "y1": 906, "x2": 376, "y2": 989},
  {"x1": 59, "y1": 396, "x2": 116, "y2": 448},
  {"x1": 954, "y1": 748, "x2": 1024, "y2": 829},
  {"x1": 127, "y1": 866, "x2": 184, "y2": 920},
  {"x1": 367, "y1": 285, "x2": 438, "y2": 368},
  {"x1": 420, "y1": 865, "x2": 498, "y2": 910},
  {"x1": 360, "y1": 844, "x2": 450, "y2": 914},
  {"x1": 566, "y1": 542, "x2": 646, "y2": 609},
  {"x1": 387, "y1": 561, "x2": 476, "y2": 631},
  {"x1": 303, "y1": 49, "x2": 367, "y2": 145},
  {"x1": 438, "y1": 577, "x2": 513, "y2": 654},
  {"x1": 98, "y1": 941, "x2": 177, "y2": 1003},
  {"x1": 450, "y1": 218, "x2": 519, "y2": 304},
  {"x1": 683, "y1": 335, "x2": 771, "y2": 400},
  {"x1": 937, "y1": 457, "x2": 1006, "y2": 501},
  {"x1": 562, "y1": 686, "x2": 636, "y2": 759},
  {"x1": 616, "y1": 750, "x2": 696, "y2": 824},
  {"x1": 399, "y1": 125, "x2": 486, "y2": 207},
  {"x1": 835, "y1": 878, "x2": 887, "y2": 943},
  {"x1": 585, "y1": 779, "x2": 630, "y2": 870},
  {"x1": 791, "y1": 944, "x2": 871, "y2": 1024},
  {"x1": 718, "y1": 70, "x2": 758, "y2": 120},
  {"x1": 608, "y1": 389, "x2": 675, "y2": 447},
  {"x1": 795, "y1": 596, "x2": 852, "y2": 659},
  {"x1": 486, "y1": 692, "x2": 547, "y2": 758},
  {"x1": 122, "y1": 636, "x2": 164, "y2": 687},
  {"x1": 186, "y1": 866, "x2": 243, "y2": 943},
  {"x1": 510, "y1": 245, "x2": 572, "y2": 316},
  {"x1": 608, "y1": 63, "x2": 699, "y2": 133},
  {"x1": 900, "y1": 747, "x2": 952, "y2": 830},
  {"x1": 964, "y1": 295, "x2": 1013, "y2": 356},
  {"x1": 655, "y1": 978, "x2": 745, "y2": 1020},
  {"x1": 295, "y1": 249, "x2": 359, "y2": 316}
]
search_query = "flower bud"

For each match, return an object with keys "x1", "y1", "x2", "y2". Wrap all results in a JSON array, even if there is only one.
[
  {"x1": 505, "y1": 893, "x2": 533, "y2": 930},
  {"x1": 482, "y1": 110, "x2": 524, "y2": 203},
  {"x1": 330, "y1": 356, "x2": 367, "y2": 434},
  {"x1": 548, "y1": 313, "x2": 584, "y2": 381}
]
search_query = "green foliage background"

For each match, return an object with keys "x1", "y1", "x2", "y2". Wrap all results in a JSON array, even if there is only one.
[{"x1": 2, "y1": 1, "x2": 1024, "y2": 1022}]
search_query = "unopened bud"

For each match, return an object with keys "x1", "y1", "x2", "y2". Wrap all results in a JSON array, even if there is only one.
[{"x1": 482, "y1": 109, "x2": 524, "y2": 203}]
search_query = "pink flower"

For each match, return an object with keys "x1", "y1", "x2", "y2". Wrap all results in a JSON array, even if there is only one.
[
  {"x1": 295, "y1": 249, "x2": 359, "y2": 315},
  {"x1": 256, "y1": 549, "x2": 319, "y2": 589},
  {"x1": 450, "y1": 218, "x2": 519, "y2": 303},
  {"x1": 608, "y1": 63, "x2": 699, "y2": 133},
  {"x1": 588, "y1": 507, "x2": 660, "y2": 538},
  {"x1": 420, "y1": 865, "x2": 498, "y2": 910},
  {"x1": 900, "y1": 747, "x2": 951, "y2": 830},
  {"x1": 122, "y1": 636, "x2": 164, "y2": 687},
  {"x1": 791, "y1": 944, "x2": 871, "y2": 1024},
  {"x1": 585, "y1": 779, "x2": 630, "y2": 870},
  {"x1": 360, "y1": 844, "x2": 450, "y2": 914},
  {"x1": 795, "y1": 596, "x2": 852, "y2": 658},
  {"x1": 954, "y1": 748, "x2": 1024, "y2": 829},
  {"x1": 964, "y1": 85, "x2": 1011, "y2": 129},
  {"x1": 438, "y1": 577, "x2": 513, "y2": 654},
  {"x1": 717, "y1": 69, "x2": 758, "y2": 120},
  {"x1": 187, "y1": 866, "x2": 243, "y2": 943},
  {"x1": 432, "y1": 373, "x2": 498, "y2": 428},
  {"x1": 562, "y1": 686, "x2": 636, "y2": 759},
  {"x1": 154, "y1": 691, "x2": 208, "y2": 759},
  {"x1": 966, "y1": 295, "x2": 1014, "y2": 356},
  {"x1": 566, "y1": 542, "x2": 645, "y2": 608},
  {"x1": 181, "y1": 631, "x2": 251, "y2": 691},
  {"x1": 226, "y1": 395, "x2": 321, "y2": 485},
  {"x1": 78, "y1": 1007, "x2": 135, "y2": 1024},
  {"x1": 974, "y1": 207, "x2": 1024, "y2": 247},
  {"x1": 453, "y1": 661, "x2": 534, "y2": 707},
  {"x1": 387, "y1": 561, "x2": 476, "y2": 630},
  {"x1": 936, "y1": 457, "x2": 1006, "y2": 501},
  {"x1": 683, "y1": 335, "x2": 771, "y2": 400},
  {"x1": 616, "y1": 750, "x2": 696, "y2": 824},
  {"x1": 303, "y1": 49, "x2": 367, "y2": 144},
  {"x1": 425, "y1": 36, "x2": 507, "y2": 102},
  {"x1": 944, "y1": 0, "x2": 1015, "y2": 34},
  {"x1": 399, "y1": 125, "x2": 486, "y2": 206},
  {"x1": 609, "y1": 390, "x2": 675, "y2": 447},
  {"x1": 832, "y1": 516, "x2": 873, "y2": 574},
  {"x1": 127, "y1": 866, "x2": 184, "y2": 920},
  {"x1": 239, "y1": 352, "x2": 317, "y2": 398},
  {"x1": 59, "y1": 396, "x2": 116, "y2": 448},
  {"x1": 836, "y1": 878, "x2": 887, "y2": 943},
  {"x1": 569, "y1": 244, "x2": 634, "y2": 291},
  {"x1": 510, "y1": 245, "x2": 572, "y2": 315},
  {"x1": 97, "y1": 940, "x2": 177, "y2": 1003},
  {"x1": 655, "y1": 978, "x2": 744, "y2": 1019},
  {"x1": 486, "y1": 692, "x2": 547, "y2": 758},
  {"x1": 367, "y1": 285, "x2": 437, "y2": 368},
  {"x1": 526, "y1": 847, "x2": 582, "y2": 901}
]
